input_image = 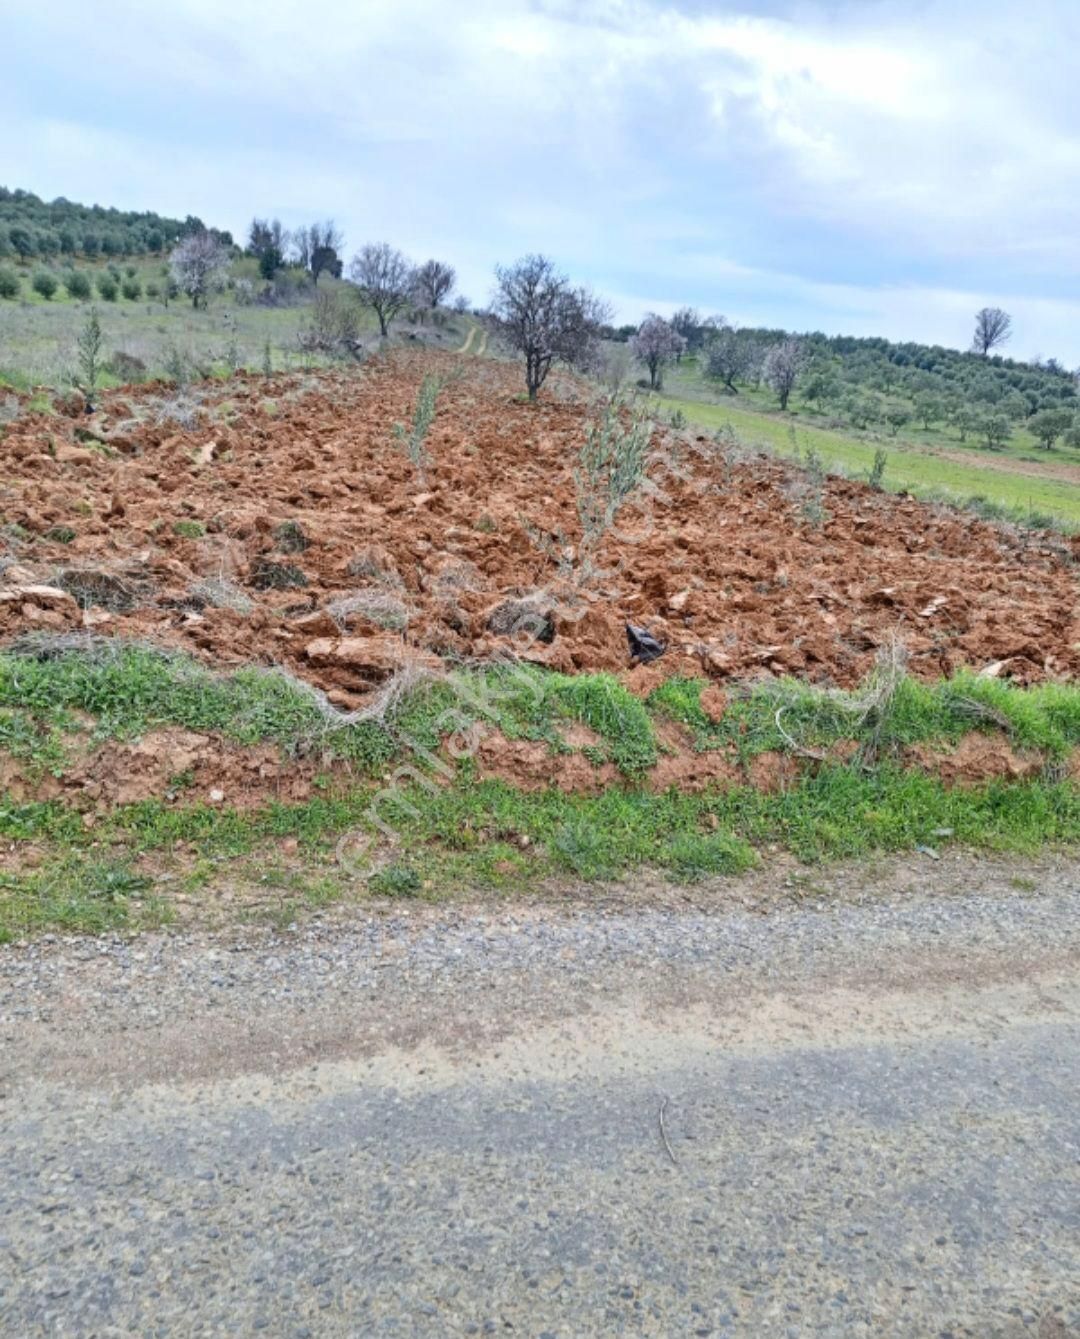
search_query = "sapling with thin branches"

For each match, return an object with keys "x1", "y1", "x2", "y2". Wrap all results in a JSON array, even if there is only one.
[
  {"x1": 574, "y1": 393, "x2": 653, "y2": 577},
  {"x1": 76, "y1": 306, "x2": 103, "y2": 403},
  {"x1": 392, "y1": 374, "x2": 442, "y2": 483}
]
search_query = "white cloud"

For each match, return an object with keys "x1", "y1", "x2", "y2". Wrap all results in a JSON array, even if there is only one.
[{"x1": 9, "y1": 0, "x2": 1080, "y2": 356}]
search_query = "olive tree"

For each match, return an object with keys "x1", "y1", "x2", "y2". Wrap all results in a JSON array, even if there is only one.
[
  {"x1": 348, "y1": 243, "x2": 413, "y2": 336},
  {"x1": 629, "y1": 314, "x2": 685, "y2": 390},
  {"x1": 489, "y1": 254, "x2": 610, "y2": 400},
  {"x1": 972, "y1": 307, "x2": 1012, "y2": 358},
  {"x1": 1028, "y1": 406, "x2": 1073, "y2": 450},
  {"x1": 981, "y1": 412, "x2": 1011, "y2": 450},
  {"x1": 762, "y1": 338, "x2": 806, "y2": 410},
  {"x1": 169, "y1": 231, "x2": 231, "y2": 309}
]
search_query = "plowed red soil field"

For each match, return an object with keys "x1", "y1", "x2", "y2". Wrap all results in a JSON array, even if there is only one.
[{"x1": 2, "y1": 349, "x2": 1078, "y2": 702}]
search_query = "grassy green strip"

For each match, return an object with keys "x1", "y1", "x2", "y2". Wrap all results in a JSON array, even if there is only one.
[
  {"x1": 2, "y1": 647, "x2": 1078, "y2": 787},
  {"x1": 2, "y1": 768, "x2": 1077, "y2": 939},
  {"x1": 0, "y1": 645, "x2": 398, "y2": 769},
  {"x1": 648, "y1": 671, "x2": 1080, "y2": 760}
]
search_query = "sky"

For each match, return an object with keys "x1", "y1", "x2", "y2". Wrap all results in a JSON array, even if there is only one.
[{"x1": 7, "y1": 0, "x2": 1080, "y2": 361}]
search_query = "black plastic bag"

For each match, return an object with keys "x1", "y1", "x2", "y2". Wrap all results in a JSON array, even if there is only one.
[{"x1": 626, "y1": 623, "x2": 665, "y2": 663}]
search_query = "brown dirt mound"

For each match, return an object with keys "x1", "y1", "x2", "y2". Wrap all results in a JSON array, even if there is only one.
[
  {"x1": 0, "y1": 729, "x2": 354, "y2": 813},
  {"x1": 2, "y1": 351, "x2": 1077, "y2": 698},
  {"x1": 906, "y1": 732, "x2": 1045, "y2": 785}
]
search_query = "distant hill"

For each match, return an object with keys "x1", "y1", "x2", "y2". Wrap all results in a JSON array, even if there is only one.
[
  {"x1": 610, "y1": 315, "x2": 1078, "y2": 441},
  {"x1": 0, "y1": 187, "x2": 232, "y2": 262},
  {"x1": 755, "y1": 326, "x2": 1077, "y2": 416}
]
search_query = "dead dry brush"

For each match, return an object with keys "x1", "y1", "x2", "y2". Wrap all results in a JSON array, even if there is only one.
[{"x1": 770, "y1": 636, "x2": 910, "y2": 764}]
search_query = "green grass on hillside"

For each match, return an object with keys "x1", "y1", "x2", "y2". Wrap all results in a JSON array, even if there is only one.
[
  {"x1": 4, "y1": 644, "x2": 1080, "y2": 781},
  {"x1": 656, "y1": 391, "x2": 1080, "y2": 530},
  {"x1": 1, "y1": 643, "x2": 1077, "y2": 937},
  {"x1": 0, "y1": 261, "x2": 477, "y2": 389},
  {"x1": 662, "y1": 357, "x2": 1075, "y2": 466}
]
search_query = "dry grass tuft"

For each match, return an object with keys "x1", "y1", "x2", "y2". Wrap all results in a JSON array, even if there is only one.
[
  {"x1": 190, "y1": 575, "x2": 255, "y2": 614},
  {"x1": 326, "y1": 588, "x2": 410, "y2": 631}
]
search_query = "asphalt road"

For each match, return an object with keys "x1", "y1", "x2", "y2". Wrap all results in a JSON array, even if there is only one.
[{"x1": 1, "y1": 852, "x2": 1078, "y2": 1337}]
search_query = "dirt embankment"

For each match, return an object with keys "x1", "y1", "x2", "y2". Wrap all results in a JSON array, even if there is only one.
[
  {"x1": 0, "y1": 717, "x2": 1072, "y2": 814},
  {"x1": 1, "y1": 351, "x2": 1077, "y2": 707}
]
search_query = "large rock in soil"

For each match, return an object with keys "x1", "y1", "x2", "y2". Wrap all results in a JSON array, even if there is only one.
[{"x1": 304, "y1": 635, "x2": 442, "y2": 682}]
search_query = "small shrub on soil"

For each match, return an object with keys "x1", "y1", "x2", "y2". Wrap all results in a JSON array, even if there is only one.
[
  {"x1": 96, "y1": 275, "x2": 119, "y2": 302},
  {"x1": 274, "y1": 519, "x2": 309, "y2": 553},
  {"x1": 0, "y1": 267, "x2": 20, "y2": 299},
  {"x1": 121, "y1": 278, "x2": 142, "y2": 301},
  {"x1": 145, "y1": 391, "x2": 201, "y2": 427},
  {"x1": 345, "y1": 548, "x2": 402, "y2": 586},
  {"x1": 663, "y1": 831, "x2": 757, "y2": 881},
  {"x1": 162, "y1": 345, "x2": 190, "y2": 386},
  {"x1": 800, "y1": 445, "x2": 828, "y2": 527},
  {"x1": 43, "y1": 526, "x2": 76, "y2": 544},
  {"x1": 173, "y1": 520, "x2": 206, "y2": 540},
  {"x1": 367, "y1": 864, "x2": 423, "y2": 897},
  {"x1": 486, "y1": 595, "x2": 555, "y2": 644},
  {"x1": 250, "y1": 557, "x2": 308, "y2": 590}
]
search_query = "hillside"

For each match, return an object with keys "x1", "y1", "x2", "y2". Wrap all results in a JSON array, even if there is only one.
[
  {"x1": 0, "y1": 186, "x2": 211, "y2": 261},
  {"x1": 644, "y1": 319, "x2": 1080, "y2": 455}
]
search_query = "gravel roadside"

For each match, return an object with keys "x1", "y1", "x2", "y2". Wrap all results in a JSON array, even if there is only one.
[{"x1": 1, "y1": 850, "x2": 1078, "y2": 1336}]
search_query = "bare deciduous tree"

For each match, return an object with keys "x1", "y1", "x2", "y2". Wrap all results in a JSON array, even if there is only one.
[
  {"x1": 169, "y1": 231, "x2": 231, "y2": 309},
  {"x1": 972, "y1": 307, "x2": 1012, "y2": 358},
  {"x1": 629, "y1": 314, "x2": 685, "y2": 390},
  {"x1": 489, "y1": 254, "x2": 610, "y2": 400},
  {"x1": 762, "y1": 337, "x2": 806, "y2": 410},
  {"x1": 297, "y1": 289, "x2": 364, "y2": 358},
  {"x1": 412, "y1": 259, "x2": 456, "y2": 320},
  {"x1": 349, "y1": 243, "x2": 414, "y2": 335}
]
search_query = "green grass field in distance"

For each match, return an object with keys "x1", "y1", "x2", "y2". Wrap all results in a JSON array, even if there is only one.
[{"x1": 656, "y1": 390, "x2": 1080, "y2": 529}]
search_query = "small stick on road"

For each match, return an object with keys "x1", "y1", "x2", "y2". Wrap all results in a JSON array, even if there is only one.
[{"x1": 658, "y1": 1096, "x2": 678, "y2": 1166}]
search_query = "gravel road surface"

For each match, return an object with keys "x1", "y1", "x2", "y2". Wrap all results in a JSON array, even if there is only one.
[{"x1": 1, "y1": 852, "x2": 1078, "y2": 1336}]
